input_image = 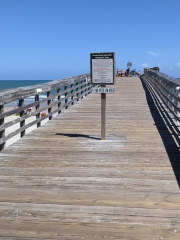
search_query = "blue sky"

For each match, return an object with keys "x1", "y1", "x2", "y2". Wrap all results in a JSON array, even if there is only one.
[{"x1": 0, "y1": 0, "x2": 180, "y2": 80}]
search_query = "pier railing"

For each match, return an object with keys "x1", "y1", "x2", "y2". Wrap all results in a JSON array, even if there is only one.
[
  {"x1": 141, "y1": 68, "x2": 180, "y2": 125},
  {"x1": 0, "y1": 74, "x2": 91, "y2": 150}
]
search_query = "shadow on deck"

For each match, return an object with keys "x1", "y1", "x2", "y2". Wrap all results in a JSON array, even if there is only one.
[
  {"x1": 55, "y1": 133, "x2": 101, "y2": 140},
  {"x1": 141, "y1": 78, "x2": 180, "y2": 186}
]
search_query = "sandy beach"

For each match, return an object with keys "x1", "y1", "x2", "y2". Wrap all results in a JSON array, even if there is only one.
[{"x1": 4, "y1": 106, "x2": 53, "y2": 148}]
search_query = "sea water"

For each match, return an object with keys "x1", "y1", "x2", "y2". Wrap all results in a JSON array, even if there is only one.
[
  {"x1": 0, "y1": 80, "x2": 81, "y2": 107},
  {"x1": 0, "y1": 80, "x2": 54, "y2": 107},
  {"x1": 0, "y1": 80, "x2": 52, "y2": 92}
]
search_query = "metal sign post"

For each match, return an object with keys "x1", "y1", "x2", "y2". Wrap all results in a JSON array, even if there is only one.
[{"x1": 90, "y1": 52, "x2": 116, "y2": 140}]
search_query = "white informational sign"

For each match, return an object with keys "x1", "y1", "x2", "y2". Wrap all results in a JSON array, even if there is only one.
[
  {"x1": 91, "y1": 87, "x2": 115, "y2": 94},
  {"x1": 90, "y1": 52, "x2": 116, "y2": 85},
  {"x1": 92, "y1": 59, "x2": 113, "y2": 84}
]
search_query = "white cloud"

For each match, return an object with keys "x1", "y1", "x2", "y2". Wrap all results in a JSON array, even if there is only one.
[
  {"x1": 142, "y1": 63, "x2": 148, "y2": 68},
  {"x1": 147, "y1": 51, "x2": 158, "y2": 57},
  {"x1": 177, "y1": 62, "x2": 180, "y2": 68}
]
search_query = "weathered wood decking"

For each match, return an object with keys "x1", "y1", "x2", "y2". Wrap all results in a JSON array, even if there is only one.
[{"x1": 0, "y1": 77, "x2": 180, "y2": 239}]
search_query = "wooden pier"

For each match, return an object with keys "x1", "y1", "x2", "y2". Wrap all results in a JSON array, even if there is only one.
[{"x1": 0, "y1": 76, "x2": 180, "y2": 239}]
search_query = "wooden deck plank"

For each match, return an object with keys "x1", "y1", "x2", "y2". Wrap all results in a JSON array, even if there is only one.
[
  {"x1": 0, "y1": 187, "x2": 180, "y2": 209},
  {"x1": 0, "y1": 76, "x2": 180, "y2": 239},
  {"x1": 0, "y1": 219, "x2": 180, "y2": 240}
]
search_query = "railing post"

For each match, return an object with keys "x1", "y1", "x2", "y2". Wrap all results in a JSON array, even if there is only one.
[
  {"x1": 76, "y1": 82, "x2": 79, "y2": 101},
  {"x1": 19, "y1": 99, "x2": 25, "y2": 138},
  {"x1": 159, "y1": 79, "x2": 164, "y2": 100},
  {"x1": 84, "y1": 82, "x2": 87, "y2": 96},
  {"x1": 163, "y1": 82, "x2": 167, "y2": 104},
  {"x1": 47, "y1": 91, "x2": 52, "y2": 120},
  {"x1": 65, "y1": 86, "x2": 68, "y2": 109},
  {"x1": 85, "y1": 77, "x2": 89, "y2": 96},
  {"x1": 174, "y1": 87, "x2": 180, "y2": 124},
  {"x1": 88, "y1": 82, "x2": 91, "y2": 94},
  {"x1": 71, "y1": 84, "x2": 74, "y2": 105},
  {"x1": 57, "y1": 88, "x2": 61, "y2": 114},
  {"x1": 35, "y1": 94, "x2": 41, "y2": 128},
  {"x1": 80, "y1": 80, "x2": 83, "y2": 99},
  {"x1": 0, "y1": 104, "x2": 5, "y2": 150},
  {"x1": 169, "y1": 87, "x2": 173, "y2": 111}
]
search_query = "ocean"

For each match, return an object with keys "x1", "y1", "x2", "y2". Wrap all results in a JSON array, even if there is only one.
[
  {"x1": 0, "y1": 80, "x2": 54, "y2": 107},
  {"x1": 0, "y1": 80, "x2": 79, "y2": 107},
  {"x1": 0, "y1": 80, "x2": 52, "y2": 92},
  {"x1": 0, "y1": 78, "x2": 179, "y2": 107}
]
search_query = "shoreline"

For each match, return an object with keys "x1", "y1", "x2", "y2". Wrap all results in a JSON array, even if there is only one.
[
  {"x1": 2, "y1": 97, "x2": 72, "y2": 149},
  {"x1": 4, "y1": 106, "x2": 50, "y2": 148}
]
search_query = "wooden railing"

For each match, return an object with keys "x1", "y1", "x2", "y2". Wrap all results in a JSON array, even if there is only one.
[
  {"x1": 0, "y1": 74, "x2": 92, "y2": 150},
  {"x1": 141, "y1": 68, "x2": 180, "y2": 124}
]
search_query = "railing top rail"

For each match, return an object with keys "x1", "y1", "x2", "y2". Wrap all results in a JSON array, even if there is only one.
[
  {"x1": 0, "y1": 73, "x2": 90, "y2": 105},
  {"x1": 144, "y1": 68, "x2": 180, "y2": 88}
]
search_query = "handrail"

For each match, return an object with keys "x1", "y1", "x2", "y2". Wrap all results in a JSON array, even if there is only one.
[
  {"x1": 0, "y1": 74, "x2": 92, "y2": 150},
  {"x1": 141, "y1": 68, "x2": 180, "y2": 124}
]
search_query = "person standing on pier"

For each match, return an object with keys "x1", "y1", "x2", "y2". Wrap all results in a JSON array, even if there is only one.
[
  {"x1": 117, "y1": 69, "x2": 119, "y2": 76},
  {"x1": 126, "y1": 68, "x2": 130, "y2": 77},
  {"x1": 136, "y1": 71, "x2": 140, "y2": 77}
]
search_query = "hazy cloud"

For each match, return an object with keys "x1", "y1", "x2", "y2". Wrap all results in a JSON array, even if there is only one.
[
  {"x1": 177, "y1": 62, "x2": 180, "y2": 68},
  {"x1": 142, "y1": 63, "x2": 148, "y2": 68},
  {"x1": 147, "y1": 51, "x2": 158, "y2": 57}
]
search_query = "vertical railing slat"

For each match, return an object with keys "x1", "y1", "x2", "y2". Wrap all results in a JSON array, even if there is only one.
[
  {"x1": 47, "y1": 91, "x2": 52, "y2": 120},
  {"x1": 65, "y1": 86, "x2": 68, "y2": 109},
  {"x1": 57, "y1": 88, "x2": 61, "y2": 114},
  {"x1": 71, "y1": 84, "x2": 74, "y2": 105},
  {"x1": 0, "y1": 104, "x2": 5, "y2": 150},
  {"x1": 76, "y1": 82, "x2": 79, "y2": 101},
  {"x1": 19, "y1": 98, "x2": 25, "y2": 138},
  {"x1": 80, "y1": 80, "x2": 83, "y2": 99},
  {"x1": 35, "y1": 94, "x2": 41, "y2": 128}
]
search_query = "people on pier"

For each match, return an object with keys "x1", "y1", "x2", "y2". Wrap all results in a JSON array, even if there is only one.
[
  {"x1": 126, "y1": 68, "x2": 130, "y2": 77},
  {"x1": 121, "y1": 69, "x2": 125, "y2": 77},
  {"x1": 136, "y1": 71, "x2": 140, "y2": 77},
  {"x1": 116, "y1": 69, "x2": 119, "y2": 76},
  {"x1": 116, "y1": 69, "x2": 127, "y2": 77},
  {"x1": 116, "y1": 67, "x2": 141, "y2": 77}
]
